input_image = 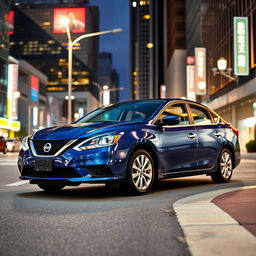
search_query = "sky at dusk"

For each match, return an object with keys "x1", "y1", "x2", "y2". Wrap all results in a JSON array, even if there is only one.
[{"x1": 89, "y1": 0, "x2": 130, "y2": 101}]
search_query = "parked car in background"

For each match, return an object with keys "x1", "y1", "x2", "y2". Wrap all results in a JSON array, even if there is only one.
[
  {"x1": 7, "y1": 138, "x2": 21, "y2": 152},
  {"x1": 0, "y1": 137, "x2": 7, "y2": 154},
  {"x1": 18, "y1": 99, "x2": 240, "y2": 194}
]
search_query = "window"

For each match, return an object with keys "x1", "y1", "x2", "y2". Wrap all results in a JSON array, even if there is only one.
[
  {"x1": 189, "y1": 105, "x2": 212, "y2": 125},
  {"x1": 158, "y1": 103, "x2": 189, "y2": 125},
  {"x1": 78, "y1": 101, "x2": 164, "y2": 123}
]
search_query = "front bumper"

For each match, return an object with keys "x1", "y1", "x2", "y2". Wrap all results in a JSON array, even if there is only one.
[{"x1": 18, "y1": 145, "x2": 127, "y2": 184}]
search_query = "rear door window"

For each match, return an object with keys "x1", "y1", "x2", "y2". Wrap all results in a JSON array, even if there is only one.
[{"x1": 189, "y1": 104, "x2": 213, "y2": 125}]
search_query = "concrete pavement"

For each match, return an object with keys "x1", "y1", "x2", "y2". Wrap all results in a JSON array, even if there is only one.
[
  {"x1": 174, "y1": 185, "x2": 256, "y2": 256},
  {"x1": 0, "y1": 153, "x2": 255, "y2": 255}
]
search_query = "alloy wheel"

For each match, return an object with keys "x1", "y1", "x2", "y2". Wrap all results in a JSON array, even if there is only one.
[
  {"x1": 220, "y1": 151, "x2": 232, "y2": 179},
  {"x1": 131, "y1": 154, "x2": 153, "y2": 191}
]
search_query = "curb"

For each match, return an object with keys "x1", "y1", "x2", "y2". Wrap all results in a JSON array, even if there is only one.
[{"x1": 173, "y1": 186, "x2": 256, "y2": 256}]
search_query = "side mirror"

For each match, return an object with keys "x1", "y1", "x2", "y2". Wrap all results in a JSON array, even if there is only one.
[{"x1": 161, "y1": 115, "x2": 181, "y2": 126}]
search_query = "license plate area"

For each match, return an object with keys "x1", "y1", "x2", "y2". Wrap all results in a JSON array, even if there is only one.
[{"x1": 34, "y1": 159, "x2": 52, "y2": 172}]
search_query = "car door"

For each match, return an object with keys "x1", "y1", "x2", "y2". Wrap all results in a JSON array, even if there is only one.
[
  {"x1": 157, "y1": 102, "x2": 198, "y2": 173},
  {"x1": 188, "y1": 103, "x2": 222, "y2": 169}
]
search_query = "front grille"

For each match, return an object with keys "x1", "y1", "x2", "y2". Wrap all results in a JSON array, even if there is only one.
[
  {"x1": 32, "y1": 140, "x2": 70, "y2": 155},
  {"x1": 85, "y1": 165, "x2": 114, "y2": 178},
  {"x1": 21, "y1": 166, "x2": 81, "y2": 178}
]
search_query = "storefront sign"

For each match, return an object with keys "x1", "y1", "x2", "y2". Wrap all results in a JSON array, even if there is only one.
[
  {"x1": 7, "y1": 64, "x2": 19, "y2": 119},
  {"x1": 0, "y1": 118, "x2": 20, "y2": 131},
  {"x1": 195, "y1": 48, "x2": 206, "y2": 95},
  {"x1": 186, "y1": 65, "x2": 196, "y2": 101},
  {"x1": 234, "y1": 17, "x2": 249, "y2": 76},
  {"x1": 31, "y1": 75, "x2": 39, "y2": 102}
]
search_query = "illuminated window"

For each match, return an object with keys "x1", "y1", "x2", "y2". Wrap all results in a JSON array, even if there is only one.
[
  {"x1": 146, "y1": 43, "x2": 154, "y2": 48},
  {"x1": 143, "y1": 14, "x2": 150, "y2": 19}
]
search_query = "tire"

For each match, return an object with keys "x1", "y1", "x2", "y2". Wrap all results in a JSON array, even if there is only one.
[
  {"x1": 3, "y1": 147, "x2": 7, "y2": 154},
  {"x1": 126, "y1": 149, "x2": 155, "y2": 194},
  {"x1": 37, "y1": 184, "x2": 65, "y2": 193},
  {"x1": 211, "y1": 148, "x2": 233, "y2": 183}
]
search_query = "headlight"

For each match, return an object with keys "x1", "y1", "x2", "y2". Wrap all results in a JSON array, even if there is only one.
[
  {"x1": 21, "y1": 136, "x2": 29, "y2": 151},
  {"x1": 73, "y1": 134, "x2": 122, "y2": 151}
]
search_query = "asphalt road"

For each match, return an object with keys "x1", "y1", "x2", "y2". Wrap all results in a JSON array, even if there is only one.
[{"x1": 0, "y1": 153, "x2": 255, "y2": 256}]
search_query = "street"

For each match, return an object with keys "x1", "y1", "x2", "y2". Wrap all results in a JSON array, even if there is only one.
[{"x1": 0, "y1": 153, "x2": 255, "y2": 256}]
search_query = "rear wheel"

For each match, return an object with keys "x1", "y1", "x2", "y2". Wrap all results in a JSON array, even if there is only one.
[
  {"x1": 211, "y1": 149, "x2": 233, "y2": 183},
  {"x1": 37, "y1": 184, "x2": 65, "y2": 193},
  {"x1": 126, "y1": 149, "x2": 155, "y2": 194},
  {"x1": 3, "y1": 147, "x2": 7, "y2": 154}
]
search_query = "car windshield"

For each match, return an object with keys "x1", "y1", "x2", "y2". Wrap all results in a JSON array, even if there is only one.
[
  {"x1": 7, "y1": 139, "x2": 14, "y2": 142},
  {"x1": 77, "y1": 101, "x2": 164, "y2": 123}
]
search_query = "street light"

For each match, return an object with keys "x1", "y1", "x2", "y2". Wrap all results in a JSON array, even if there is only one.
[
  {"x1": 61, "y1": 18, "x2": 123, "y2": 123},
  {"x1": 212, "y1": 57, "x2": 237, "y2": 82},
  {"x1": 217, "y1": 57, "x2": 227, "y2": 71},
  {"x1": 92, "y1": 82, "x2": 124, "y2": 107}
]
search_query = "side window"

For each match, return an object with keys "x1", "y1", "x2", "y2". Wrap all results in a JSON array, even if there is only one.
[
  {"x1": 209, "y1": 111, "x2": 220, "y2": 124},
  {"x1": 158, "y1": 103, "x2": 189, "y2": 125},
  {"x1": 189, "y1": 105, "x2": 213, "y2": 125}
]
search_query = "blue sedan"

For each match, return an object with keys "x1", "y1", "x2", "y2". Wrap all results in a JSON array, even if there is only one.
[{"x1": 18, "y1": 99, "x2": 240, "y2": 194}]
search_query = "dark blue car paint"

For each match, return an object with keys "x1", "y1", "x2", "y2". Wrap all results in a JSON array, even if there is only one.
[{"x1": 18, "y1": 99, "x2": 241, "y2": 185}]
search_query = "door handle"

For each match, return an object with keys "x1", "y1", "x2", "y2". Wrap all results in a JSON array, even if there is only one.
[
  {"x1": 215, "y1": 131, "x2": 222, "y2": 137},
  {"x1": 187, "y1": 133, "x2": 196, "y2": 139}
]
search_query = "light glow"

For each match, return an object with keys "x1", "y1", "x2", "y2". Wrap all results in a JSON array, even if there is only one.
[{"x1": 217, "y1": 57, "x2": 227, "y2": 71}]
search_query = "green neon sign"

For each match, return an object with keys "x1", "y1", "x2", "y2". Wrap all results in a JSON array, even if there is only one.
[{"x1": 234, "y1": 17, "x2": 249, "y2": 76}]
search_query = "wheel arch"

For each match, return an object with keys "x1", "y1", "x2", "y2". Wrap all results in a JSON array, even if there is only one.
[
  {"x1": 220, "y1": 143, "x2": 236, "y2": 169},
  {"x1": 127, "y1": 143, "x2": 159, "y2": 180}
]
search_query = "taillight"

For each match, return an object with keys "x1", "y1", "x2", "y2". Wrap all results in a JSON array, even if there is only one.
[{"x1": 232, "y1": 127, "x2": 239, "y2": 138}]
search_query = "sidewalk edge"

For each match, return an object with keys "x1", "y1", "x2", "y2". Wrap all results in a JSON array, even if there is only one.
[{"x1": 173, "y1": 185, "x2": 256, "y2": 256}]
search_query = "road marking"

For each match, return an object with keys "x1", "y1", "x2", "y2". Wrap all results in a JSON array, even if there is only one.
[
  {"x1": 0, "y1": 163, "x2": 17, "y2": 166},
  {"x1": 5, "y1": 180, "x2": 29, "y2": 186}
]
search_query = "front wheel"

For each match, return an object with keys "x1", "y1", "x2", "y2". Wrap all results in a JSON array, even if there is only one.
[
  {"x1": 3, "y1": 147, "x2": 7, "y2": 154},
  {"x1": 37, "y1": 184, "x2": 65, "y2": 193},
  {"x1": 211, "y1": 149, "x2": 233, "y2": 183},
  {"x1": 126, "y1": 149, "x2": 155, "y2": 194}
]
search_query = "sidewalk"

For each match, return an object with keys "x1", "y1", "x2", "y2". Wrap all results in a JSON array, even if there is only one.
[
  {"x1": 212, "y1": 188, "x2": 256, "y2": 236},
  {"x1": 173, "y1": 186, "x2": 256, "y2": 256},
  {"x1": 241, "y1": 152, "x2": 256, "y2": 160}
]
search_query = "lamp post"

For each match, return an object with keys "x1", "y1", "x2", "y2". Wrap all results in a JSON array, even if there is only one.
[
  {"x1": 14, "y1": 91, "x2": 32, "y2": 135},
  {"x1": 61, "y1": 18, "x2": 123, "y2": 123},
  {"x1": 92, "y1": 82, "x2": 124, "y2": 107},
  {"x1": 212, "y1": 57, "x2": 238, "y2": 83}
]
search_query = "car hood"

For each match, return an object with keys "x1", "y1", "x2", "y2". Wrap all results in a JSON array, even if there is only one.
[{"x1": 33, "y1": 121, "x2": 146, "y2": 140}]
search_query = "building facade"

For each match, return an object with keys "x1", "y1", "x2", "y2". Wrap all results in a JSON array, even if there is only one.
[
  {"x1": 15, "y1": 59, "x2": 49, "y2": 135},
  {"x1": 130, "y1": 0, "x2": 164, "y2": 99},
  {"x1": 10, "y1": 9, "x2": 99, "y2": 122},
  {"x1": 190, "y1": 0, "x2": 256, "y2": 151},
  {"x1": 0, "y1": 0, "x2": 21, "y2": 138},
  {"x1": 12, "y1": 0, "x2": 99, "y2": 80}
]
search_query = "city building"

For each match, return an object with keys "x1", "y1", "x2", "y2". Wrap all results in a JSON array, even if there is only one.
[
  {"x1": 184, "y1": 0, "x2": 256, "y2": 151},
  {"x1": 164, "y1": 0, "x2": 186, "y2": 98},
  {"x1": 130, "y1": 0, "x2": 164, "y2": 99},
  {"x1": 198, "y1": 0, "x2": 256, "y2": 151},
  {"x1": 0, "y1": 0, "x2": 21, "y2": 138},
  {"x1": 12, "y1": 0, "x2": 99, "y2": 80},
  {"x1": 10, "y1": 8, "x2": 99, "y2": 121},
  {"x1": 98, "y1": 51, "x2": 120, "y2": 103},
  {"x1": 111, "y1": 69, "x2": 120, "y2": 103},
  {"x1": 13, "y1": 58, "x2": 50, "y2": 135}
]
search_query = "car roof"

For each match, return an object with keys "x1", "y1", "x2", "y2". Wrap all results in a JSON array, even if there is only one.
[{"x1": 108, "y1": 98, "x2": 207, "y2": 108}]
